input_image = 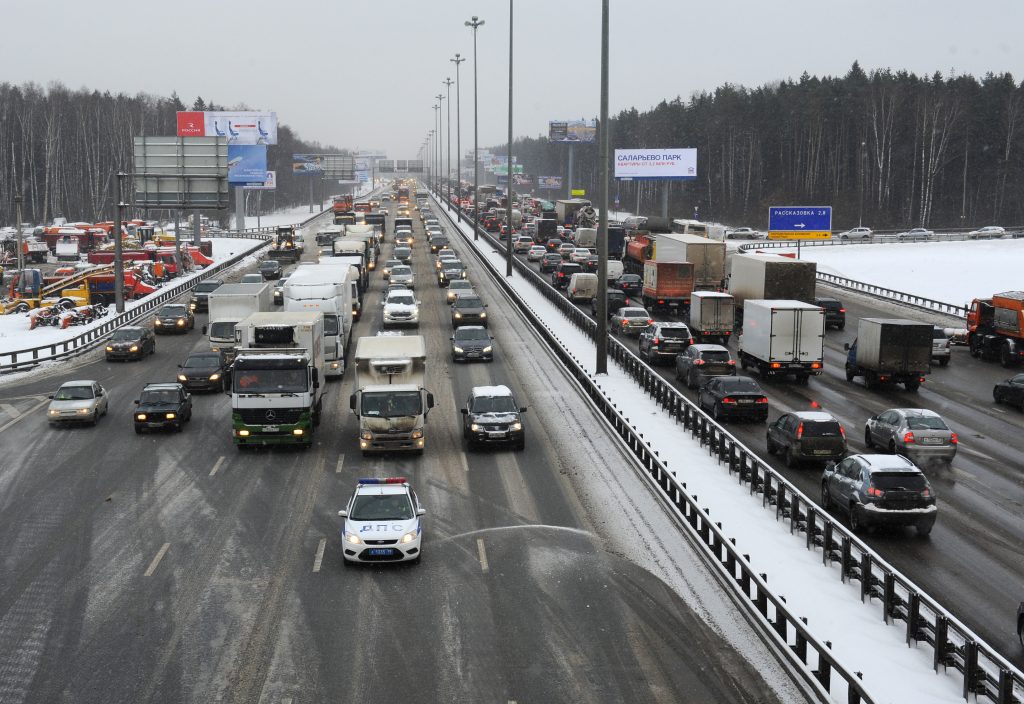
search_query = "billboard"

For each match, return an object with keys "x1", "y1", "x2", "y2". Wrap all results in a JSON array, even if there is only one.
[
  {"x1": 537, "y1": 175, "x2": 563, "y2": 190},
  {"x1": 243, "y1": 171, "x2": 276, "y2": 190},
  {"x1": 293, "y1": 154, "x2": 324, "y2": 175},
  {"x1": 177, "y1": 111, "x2": 278, "y2": 145},
  {"x1": 512, "y1": 173, "x2": 533, "y2": 187},
  {"x1": 614, "y1": 148, "x2": 697, "y2": 180},
  {"x1": 321, "y1": 155, "x2": 355, "y2": 179},
  {"x1": 228, "y1": 145, "x2": 268, "y2": 184},
  {"x1": 133, "y1": 136, "x2": 229, "y2": 209},
  {"x1": 549, "y1": 119, "x2": 597, "y2": 143}
]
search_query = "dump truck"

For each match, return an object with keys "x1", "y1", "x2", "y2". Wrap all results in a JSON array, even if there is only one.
[
  {"x1": 966, "y1": 291, "x2": 1024, "y2": 367},
  {"x1": 689, "y1": 291, "x2": 736, "y2": 344},
  {"x1": 349, "y1": 335, "x2": 435, "y2": 456},
  {"x1": 738, "y1": 300, "x2": 825, "y2": 383},
  {"x1": 844, "y1": 318, "x2": 932, "y2": 391}
]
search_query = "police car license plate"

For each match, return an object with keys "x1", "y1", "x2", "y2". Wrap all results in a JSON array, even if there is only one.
[
  {"x1": 263, "y1": 425, "x2": 280, "y2": 432},
  {"x1": 369, "y1": 548, "x2": 395, "y2": 556}
]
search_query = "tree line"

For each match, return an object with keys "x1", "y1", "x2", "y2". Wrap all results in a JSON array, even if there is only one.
[
  {"x1": 502, "y1": 64, "x2": 1022, "y2": 229},
  {"x1": 0, "y1": 82, "x2": 343, "y2": 227}
]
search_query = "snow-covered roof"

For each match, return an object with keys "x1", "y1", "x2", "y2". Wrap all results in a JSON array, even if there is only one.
[{"x1": 471, "y1": 384, "x2": 512, "y2": 398}]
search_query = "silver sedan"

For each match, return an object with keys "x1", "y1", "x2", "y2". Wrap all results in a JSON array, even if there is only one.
[
  {"x1": 48, "y1": 380, "x2": 109, "y2": 426},
  {"x1": 864, "y1": 408, "x2": 957, "y2": 466}
]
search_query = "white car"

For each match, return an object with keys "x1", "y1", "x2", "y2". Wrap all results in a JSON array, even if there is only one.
[
  {"x1": 381, "y1": 258, "x2": 402, "y2": 280},
  {"x1": 526, "y1": 245, "x2": 547, "y2": 261},
  {"x1": 446, "y1": 279, "x2": 475, "y2": 303},
  {"x1": 389, "y1": 265, "x2": 415, "y2": 288},
  {"x1": 339, "y1": 478, "x2": 425, "y2": 564},
  {"x1": 48, "y1": 380, "x2": 109, "y2": 426},
  {"x1": 897, "y1": 228, "x2": 934, "y2": 241},
  {"x1": 726, "y1": 227, "x2": 761, "y2": 240},
  {"x1": 837, "y1": 226, "x2": 873, "y2": 241},
  {"x1": 968, "y1": 226, "x2": 1005, "y2": 239},
  {"x1": 382, "y1": 289, "x2": 420, "y2": 328},
  {"x1": 570, "y1": 248, "x2": 592, "y2": 264},
  {"x1": 513, "y1": 235, "x2": 534, "y2": 253}
]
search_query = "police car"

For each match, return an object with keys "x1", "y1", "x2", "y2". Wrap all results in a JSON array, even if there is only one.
[{"x1": 338, "y1": 478, "x2": 425, "y2": 564}]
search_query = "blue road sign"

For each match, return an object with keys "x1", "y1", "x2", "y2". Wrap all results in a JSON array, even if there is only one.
[{"x1": 768, "y1": 206, "x2": 832, "y2": 233}]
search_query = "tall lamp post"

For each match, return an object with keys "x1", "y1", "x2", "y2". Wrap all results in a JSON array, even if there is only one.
[
  {"x1": 505, "y1": 0, "x2": 514, "y2": 277},
  {"x1": 465, "y1": 15, "x2": 485, "y2": 239},
  {"x1": 443, "y1": 77, "x2": 454, "y2": 209},
  {"x1": 14, "y1": 194, "x2": 24, "y2": 274},
  {"x1": 451, "y1": 53, "x2": 465, "y2": 215},
  {"x1": 859, "y1": 140, "x2": 866, "y2": 228},
  {"x1": 435, "y1": 95, "x2": 444, "y2": 195},
  {"x1": 596, "y1": 0, "x2": 610, "y2": 373}
]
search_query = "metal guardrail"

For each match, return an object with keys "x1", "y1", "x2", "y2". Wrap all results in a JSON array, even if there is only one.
[
  {"x1": 0, "y1": 206, "x2": 336, "y2": 373},
  {"x1": 435, "y1": 192, "x2": 1024, "y2": 704}
]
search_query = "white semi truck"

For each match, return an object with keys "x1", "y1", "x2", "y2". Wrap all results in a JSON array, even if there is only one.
[
  {"x1": 231, "y1": 311, "x2": 325, "y2": 448},
  {"x1": 205, "y1": 282, "x2": 272, "y2": 361},
  {"x1": 349, "y1": 335, "x2": 435, "y2": 456},
  {"x1": 282, "y1": 263, "x2": 358, "y2": 378}
]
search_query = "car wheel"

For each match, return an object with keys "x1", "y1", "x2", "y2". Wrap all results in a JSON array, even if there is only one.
[
  {"x1": 134, "y1": 426, "x2": 142, "y2": 434},
  {"x1": 888, "y1": 440, "x2": 897, "y2": 455},
  {"x1": 785, "y1": 447, "x2": 798, "y2": 468},
  {"x1": 849, "y1": 504, "x2": 864, "y2": 533},
  {"x1": 837, "y1": 323, "x2": 845, "y2": 331},
  {"x1": 916, "y1": 521, "x2": 933, "y2": 537},
  {"x1": 766, "y1": 437, "x2": 777, "y2": 455},
  {"x1": 845, "y1": 367, "x2": 855, "y2": 382},
  {"x1": 864, "y1": 429, "x2": 874, "y2": 449},
  {"x1": 993, "y1": 388, "x2": 1002, "y2": 404},
  {"x1": 938, "y1": 358, "x2": 949, "y2": 367},
  {"x1": 820, "y1": 483, "x2": 833, "y2": 510}
]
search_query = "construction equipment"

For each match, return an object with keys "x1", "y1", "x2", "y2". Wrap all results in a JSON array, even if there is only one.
[
  {"x1": 270, "y1": 226, "x2": 301, "y2": 262},
  {"x1": 967, "y1": 291, "x2": 1024, "y2": 366}
]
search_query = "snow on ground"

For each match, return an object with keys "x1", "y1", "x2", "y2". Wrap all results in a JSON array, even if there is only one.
[
  {"x1": 779, "y1": 239, "x2": 1024, "y2": 308},
  {"x1": 438, "y1": 196, "x2": 973, "y2": 704}
]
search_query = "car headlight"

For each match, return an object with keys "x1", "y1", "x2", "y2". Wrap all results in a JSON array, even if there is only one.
[
  {"x1": 136, "y1": 413, "x2": 147, "y2": 421},
  {"x1": 482, "y1": 346, "x2": 492, "y2": 353},
  {"x1": 189, "y1": 302, "x2": 197, "y2": 310},
  {"x1": 77, "y1": 408, "x2": 90, "y2": 415},
  {"x1": 49, "y1": 409, "x2": 59, "y2": 416},
  {"x1": 400, "y1": 530, "x2": 417, "y2": 544},
  {"x1": 360, "y1": 430, "x2": 373, "y2": 440},
  {"x1": 470, "y1": 423, "x2": 480, "y2": 432},
  {"x1": 177, "y1": 374, "x2": 187, "y2": 382},
  {"x1": 176, "y1": 319, "x2": 185, "y2": 326},
  {"x1": 512, "y1": 421, "x2": 523, "y2": 431},
  {"x1": 480, "y1": 312, "x2": 487, "y2": 318},
  {"x1": 209, "y1": 373, "x2": 220, "y2": 381},
  {"x1": 165, "y1": 412, "x2": 176, "y2": 420},
  {"x1": 454, "y1": 312, "x2": 461, "y2": 318},
  {"x1": 411, "y1": 429, "x2": 423, "y2": 439},
  {"x1": 155, "y1": 320, "x2": 162, "y2": 326},
  {"x1": 345, "y1": 531, "x2": 362, "y2": 545},
  {"x1": 453, "y1": 346, "x2": 464, "y2": 353},
  {"x1": 129, "y1": 345, "x2": 139, "y2": 352},
  {"x1": 106, "y1": 346, "x2": 113, "y2": 352}
]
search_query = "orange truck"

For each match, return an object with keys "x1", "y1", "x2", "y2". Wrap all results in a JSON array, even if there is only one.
[
  {"x1": 642, "y1": 261, "x2": 695, "y2": 313},
  {"x1": 332, "y1": 195, "x2": 354, "y2": 214},
  {"x1": 967, "y1": 291, "x2": 1024, "y2": 366}
]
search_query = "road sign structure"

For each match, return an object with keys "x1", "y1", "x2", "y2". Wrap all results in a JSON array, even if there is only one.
[{"x1": 768, "y1": 206, "x2": 832, "y2": 240}]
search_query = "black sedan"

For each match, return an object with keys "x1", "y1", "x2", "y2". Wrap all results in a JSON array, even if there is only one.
[
  {"x1": 994, "y1": 373, "x2": 1024, "y2": 410},
  {"x1": 697, "y1": 376, "x2": 769, "y2": 422},
  {"x1": 259, "y1": 259, "x2": 283, "y2": 280},
  {"x1": 451, "y1": 294, "x2": 488, "y2": 327},
  {"x1": 617, "y1": 274, "x2": 642, "y2": 296},
  {"x1": 451, "y1": 326, "x2": 494, "y2": 362},
  {"x1": 133, "y1": 383, "x2": 193, "y2": 433},
  {"x1": 153, "y1": 304, "x2": 195, "y2": 334},
  {"x1": 177, "y1": 352, "x2": 228, "y2": 392}
]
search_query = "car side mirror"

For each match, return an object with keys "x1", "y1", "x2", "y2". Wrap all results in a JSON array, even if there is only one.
[
  {"x1": 47, "y1": 394, "x2": 54, "y2": 399},
  {"x1": 349, "y1": 393, "x2": 356, "y2": 410},
  {"x1": 519, "y1": 407, "x2": 527, "y2": 413},
  {"x1": 426, "y1": 392, "x2": 435, "y2": 408},
  {"x1": 133, "y1": 399, "x2": 139, "y2": 405},
  {"x1": 461, "y1": 408, "x2": 468, "y2": 415},
  {"x1": 843, "y1": 342, "x2": 850, "y2": 351},
  {"x1": 202, "y1": 324, "x2": 208, "y2": 335},
  {"x1": 416, "y1": 508, "x2": 426, "y2": 517},
  {"x1": 337, "y1": 509, "x2": 348, "y2": 517}
]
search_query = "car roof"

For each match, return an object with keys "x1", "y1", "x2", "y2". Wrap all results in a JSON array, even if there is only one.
[
  {"x1": 471, "y1": 384, "x2": 513, "y2": 398},
  {"x1": 888, "y1": 408, "x2": 940, "y2": 418},
  {"x1": 792, "y1": 411, "x2": 838, "y2": 422},
  {"x1": 853, "y1": 454, "x2": 920, "y2": 472},
  {"x1": 692, "y1": 344, "x2": 728, "y2": 352},
  {"x1": 353, "y1": 483, "x2": 409, "y2": 497},
  {"x1": 142, "y1": 382, "x2": 182, "y2": 391},
  {"x1": 60, "y1": 379, "x2": 97, "y2": 387}
]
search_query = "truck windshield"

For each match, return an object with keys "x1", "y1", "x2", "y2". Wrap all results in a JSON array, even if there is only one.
[
  {"x1": 350, "y1": 494, "x2": 414, "y2": 521},
  {"x1": 209, "y1": 321, "x2": 237, "y2": 339},
  {"x1": 360, "y1": 391, "x2": 422, "y2": 418},
  {"x1": 323, "y1": 314, "x2": 340, "y2": 336},
  {"x1": 233, "y1": 369, "x2": 308, "y2": 394}
]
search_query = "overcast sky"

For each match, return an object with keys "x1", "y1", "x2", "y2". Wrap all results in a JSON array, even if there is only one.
[{"x1": 3, "y1": 0, "x2": 1021, "y2": 160}]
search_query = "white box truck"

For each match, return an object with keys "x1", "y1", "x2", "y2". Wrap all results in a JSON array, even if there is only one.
[
  {"x1": 205, "y1": 282, "x2": 272, "y2": 361},
  {"x1": 349, "y1": 335, "x2": 435, "y2": 456},
  {"x1": 231, "y1": 311, "x2": 325, "y2": 448},
  {"x1": 729, "y1": 253, "x2": 817, "y2": 311},
  {"x1": 283, "y1": 263, "x2": 357, "y2": 378},
  {"x1": 738, "y1": 300, "x2": 825, "y2": 383},
  {"x1": 689, "y1": 291, "x2": 736, "y2": 344}
]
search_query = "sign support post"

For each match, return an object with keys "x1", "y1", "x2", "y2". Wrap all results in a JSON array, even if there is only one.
[
  {"x1": 567, "y1": 144, "x2": 574, "y2": 201},
  {"x1": 113, "y1": 173, "x2": 124, "y2": 313},
  {"x1": 235, "y1": 186, "x2": 245, "y2": 232}
]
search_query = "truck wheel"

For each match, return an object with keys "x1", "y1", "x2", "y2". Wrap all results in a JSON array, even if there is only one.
[
  {"x1": 739, "y1": 356, "x2": 748, "y2": 370},
  {"x1": 1000, "y1": 345, "x2": 1015, "y2": 368},
  {"x1": 938, "y1": 358, "x2": 949, "y2": 367},
  {"x1": 904, "y1": 379, "x2": 921, "y2": 392},
  {"x1": 969, "y1": 339, "x2": 982, "y2": 358}
]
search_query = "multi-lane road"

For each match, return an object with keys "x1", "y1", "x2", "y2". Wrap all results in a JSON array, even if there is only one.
[
  {"x1": 0, "y1": 204, "x2": 819, "y2": 703},
  {"x1": 475, "y1": 211, "x2": 1024, "y2": 665}
]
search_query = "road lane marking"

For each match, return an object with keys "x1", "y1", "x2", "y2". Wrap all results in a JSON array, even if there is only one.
[
  {"x1": 335, "y1": 454, "x2": 345, "y2": 474},
  {"x1": 209, "y1": 456, "x2": 226, "y2": 477},
  {"x1": 0, "y1": 398, "x2": 48, "y2": 433},
  {"x1": 1, "y1": 403, "x2": 20, "y2": 419},
  {"x1": 144, "y1": 543, "x2": 171, "y2": 577},
  {"x1": 312, "y1": 537, "x2": 327, "y2": 573},
  {"x1": 477, "y1": 538, "x2": 489, "y2": 573}
]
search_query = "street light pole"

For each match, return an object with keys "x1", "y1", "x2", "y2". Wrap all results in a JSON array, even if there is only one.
[
  {"x1": 505, "y1": 0, "x2": 516, "y2": 278},
  {"x1": 465, "y1": 15, "x2": 485, "y2": 240},
  {"x1": 434, "y1": 102, "x2": 441, "y2": 193},
  {"x1": 859, "y1": 140, "x2": 866, "y2": 229},
  {"x1": 444, "y1": 78, "x2": 454, "y2": 209},
  {"x1": 596, "y1": 0, "x2": 610, "y2": 373},
  {"x1": 14, "y1": 194, "x2": 24, "y2": 274},
  {"x1": 451, "y1": 53, "x2": 465, "y2": 216}
]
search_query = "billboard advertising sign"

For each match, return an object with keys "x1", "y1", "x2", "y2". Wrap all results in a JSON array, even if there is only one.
[
  {"x1": 293, "y1": 154, "x2": 324, "y2": 175},
  {"x1": 243, "y1": 171, "x2": 276, "y2": 190},
  {"x1": 133, "y1": 136, "x2": 229, "y2": 209},
  {"x1": 228, "y1": 145, "x2": 268, "y2": 184},
  {"x1": 321, "y1": 155, "x2": 355, "y2": 179},
  {"x1": 549, "y1": 119, "x2": 597, "y2": 143},
  {"x1": 512, "y1": 173, "x2": 533, "y2": 187},
  {"x1": 537, "y1": 176, "x2": 563, "y2": 190},
  {"x1": 614, "y1": 148, "x2": 697, "y2": 180},
  {"x1": 177, "y1": 111, "x2": 278, "y2": 145}
]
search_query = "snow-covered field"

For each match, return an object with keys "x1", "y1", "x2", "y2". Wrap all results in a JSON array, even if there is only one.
[{"x1": 439, "y1": 196, "x2": 987, "y2": 704}]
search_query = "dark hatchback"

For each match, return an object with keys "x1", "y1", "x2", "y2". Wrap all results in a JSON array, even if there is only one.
[
  {"x1": 540, "y1": 253, "x2": 563, "y2": 273},
  {"x1": 153, "y1": 304, "x2": 195, "y2": 334},
  {"x1": 591, "y1": 289, "x2": 631, "y2": 318},
  {"x1": 697, "y1": 376, "x2": 769, "y2": 422},
  {"x1": 177, "y1": 352, "x2": 228, "y2": 392},
  {"x1": 189, "y1": 279, "x2": 224, "y2": 312},
  {"x1": 451, "y1": 326, "x2": 494, "y2": 362},
  {"x1": 767, "y1": 411, "x2": 847, "y2": 467},
  {"x1": 133, "y1": 382, "x2": 193, "y2": 433},
  {"x1": 259, "y1": 259, "x2": 283, "y2": 280},
  {"x1": 551, "y1": 262, "x2": 583, "y2": 290},
  {"x1": 617, "y1": 274, "x2": 643, "y2": 296},
  {"x1": 993, "y1": 373, "x2": 1024, "y2": 410},
  {"x1": 106, "y1": 326, "x2": 155, "y2": 361},
  {"x1": 815, "y1": 297, "x2": 846, "y2": 330}
]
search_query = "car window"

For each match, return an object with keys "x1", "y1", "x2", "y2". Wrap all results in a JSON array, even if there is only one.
[
  {"x1": 720, "y1": 378, "x2": 761, "y2": 393},
  {"x1": 871, "y1": 472, "x2": 927, "y2": 491},
  {"x1": 801, "y1": 420, "x2": 842, "y2": 437},
  {"x1": 880, "y1": 411, "x2": 898, "y2": 425},
  {"x1": 835, "y1": 458, "x2": 855, "y2": 476},
  {"x1": 455, "y1": 297, "x2": 482, "y2": 308},
  {"x1": 111, "y1": 329, "x2": 142, "y2": 341},
  {"x1": 56, "y1": 386, "x2": 94, "y2": 400},
  {"x1": 159, "y1": 305, "x2": 187, "y2": 316},
  {"x1": 932, "y1": 328, "x2": 947, "y2": 339},
  {"x1": 471, "y1": 395, "x2": 517, "y2": 413},
  {"x1": 392, "y1": 266, "x2": 411, "y2": 275},
  {"x1": 906, "y1": 415, "x2": 948, "y2": 431},
  {"x1": 700, "y1": 350, "x2": 732, "y2": 363},
  {"x1": 1013, "y1": 375, "x2": 1024, "y2": 384},
  {"x1": 388, "y1": 293, "x2": 415, "y2": 305},
  {"x1": 621, "y1": 308, "x2": 648, "y2": 317},
  {"x1": 350, "y1": 493, "x2": 414, "y2": 521},
  {"x1": 184, "y1": 356, "x2": 219, "y2": 368},
  {"x1": 455, "y1": 328, "x2": 489, "y2": 341},
  {"x1": 141, "y1": 390, "x2": 181, "y2": 404},
  {"x1": 659, "y1": 327, "x2": 690, "y2": 339}
]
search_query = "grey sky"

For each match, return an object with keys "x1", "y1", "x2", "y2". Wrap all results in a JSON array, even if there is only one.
[{"x1": 2, "y1": 1, "x2": 1020, "y2": 160}]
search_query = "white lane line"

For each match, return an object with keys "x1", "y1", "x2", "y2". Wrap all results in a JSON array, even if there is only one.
[
  {"x1": 312, "y1": 537, "x2": 327, "y2": 573},
  {"x1": 1, "y1": 403, "x2": 20, "y2": 419},
  {"x1": 0, "y1": 398, "x2": 48, "y2": 433},
  {"x1": 335, "y1": 454, "x2": 346, "y2": 474},
  {"x1": 144, "y1": 543, "x2": 171, "y2": 577},
  {"x1": 476, "y1": 538, "x2": 489, "y2": 573},
  {"x1": 208, "y1": 456, "x2": 226, "y2": 477},
  {"x1": 283, "y1": 699, "x2": 293, "y2": 704}
]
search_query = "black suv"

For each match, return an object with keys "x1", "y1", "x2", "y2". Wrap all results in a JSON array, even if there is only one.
[
  {"x1": 639, "y1": 322, "x2": 693, "y2": 364},
  {"x1": 133, "y1": 382, "x2": 193, "y2": 433},
  {"x1": 591, "y1": 289, "x2": 631, "y2": 318},
  {"x1": 178, "y1": 351, "x2": 228, "y2": 392},
  {"x1": 675, "y1": 344, "x2": 735, "y2": 388},
  {"x1": 451, "y1": 294, "x2": 488, "y2": 327},
  {"x1": 815, "y1": 297, "x2": 846, "y2": 330},
  {"x1": 106, "y1": 326, "x2": 156, "y2": 361},
  {"x1": 821, "y1": 454, "x2": 937, "y2": 535},
  {"x1": 461, "y1": 385, "x2": 526, "y2": 450},
  {"x1": 153, "y1": 304, "x2": 195, "y2": 334},
  {"x1": 767, "y1": 411, "x2": 847, "y2": 467},
  {"x1": 189, "y1": 278, "x2": 224, "y2": 313},
  {"x1": 551, "y1": 262, "x2": 582, "y2": 290},
  {"x1": 429, "y1": 235, "x2": 449, "y2": 253},
  {"x1": 617, "y1": 273, "x2": 643, "y2": 297}
]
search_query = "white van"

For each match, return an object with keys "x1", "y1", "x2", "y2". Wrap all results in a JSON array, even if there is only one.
[
  {"x1": 567, "y1": 272, "x2": 599, "y2": 303},
  {"x1": 606, "y1": 260, "x2": 624, "y2": 282}
]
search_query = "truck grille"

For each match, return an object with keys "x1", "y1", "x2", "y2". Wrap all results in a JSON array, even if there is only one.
[{"x1": 237, "y1": 407, "x2": 304, "y2": 424}]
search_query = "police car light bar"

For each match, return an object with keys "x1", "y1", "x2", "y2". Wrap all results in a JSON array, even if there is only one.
[{"x1": 358, "y1": 477, "x2": 408, "y2": 485}]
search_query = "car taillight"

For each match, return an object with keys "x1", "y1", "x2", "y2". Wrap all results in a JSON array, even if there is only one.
[
  {"x1": 903, "y1": 432, "x2": 915, "y2": 444},
  {"x1": 770, "y1": 362, "x2": 782, "y2": 369},
  {"x1": 950, "y1": 432, "x2": 958, "y2": 444},
  {"x1": 694, "y1": 359, "x2": 705, "y2": 366},
  {"x1": 796, "y1": 422, "x2": 804, "y2": 439},
  {"x1": 727, "y1": 359, "x2": 736, "y2": 365},
  {"x1": 689, "y1": 338, "x2": 695, "y2": 345},
  {"x1": 921, "y1": 487, "x2": 932, "y2": 498},
  {"x1": 839, "y1": 425, "x2": 846, "y2": 438},
  {"x1": 647, "y1": 319, "x2": 654, "y2": 325},
  {"x1": 653, "y1": 337, "x2": 660, "y2": 345},
  {"x1": 839, "y1": 308, "x2": 846, "y2": 313},
  {"x1": 756, "y1": 397, "x2": 769, "y2": 404},
  {"x1": 621, "y1": 320, "x2": 628, "y2": 326},
  {"x1": 866, "y1": 486, "x2": 884, "y2": 497},
  {"x1": 721, "y1": 397, "x2": 737, "y2": 404},
  {"x1": 558, "y1": 272, "x2": 564, "y2": 277}
]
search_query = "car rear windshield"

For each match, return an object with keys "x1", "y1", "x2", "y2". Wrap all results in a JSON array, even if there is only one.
[
  {"x1": 932, "y1": 329, "x2": 947, "y2": 339},
  {"x1": 659, "y1": 327, "x2": 690, "y2": 339},
  {"x1": 801, "y1": 420, "x2": 843, "y2": 437},
  {"x1": 906, "y1": 415, "x2": 948, "y2": 430},
  {"x1": 700, "y1": 350, "x2": 732, "y2": 363},
  {"x1": 871, "y1": 473, "x2": 928, "y2": 491},
  {"x1": 195, "y1": 282, "x2": 221, "y2": 293},
  {"x1": 560, "y1": 265, "x2": 582, "y2": 273},
  {"x1": 622, "y1": 308, "x2": 648, "y2": 317},
  {"x1": 720, "y1": 378, "x2": 762, "y2": 393}
]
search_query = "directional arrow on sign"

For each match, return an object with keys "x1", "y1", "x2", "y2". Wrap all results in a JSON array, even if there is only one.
[{"x1": 794, "y1": 223, "x2": 805, "y2": 228}]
